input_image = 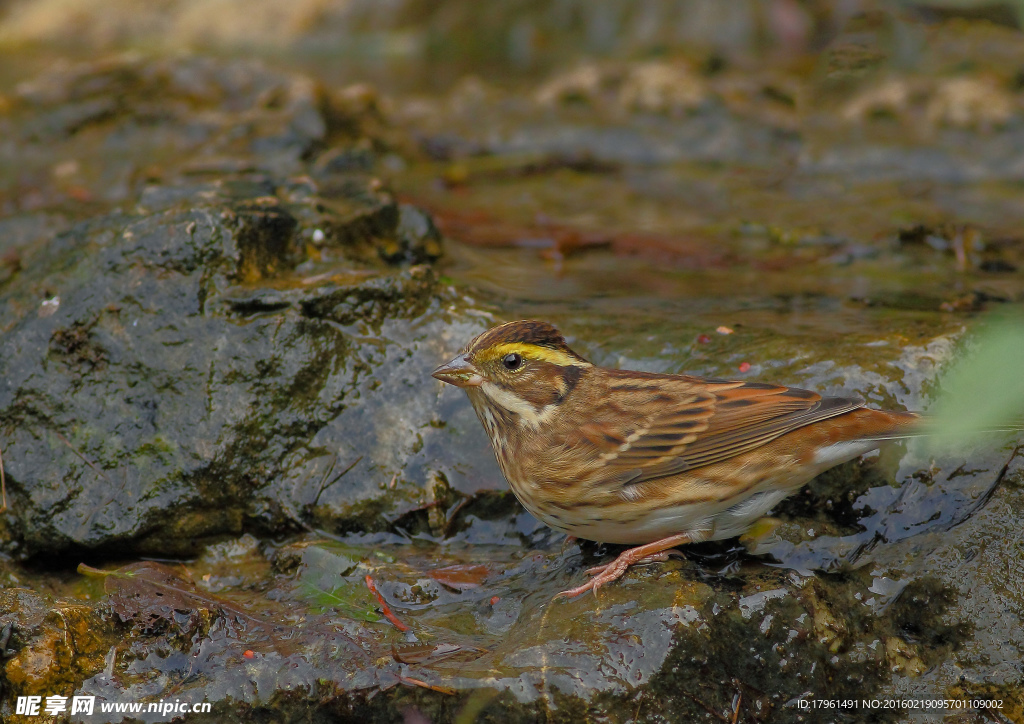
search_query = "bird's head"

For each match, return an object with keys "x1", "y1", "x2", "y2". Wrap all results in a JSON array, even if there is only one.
[{"x1": 433, "y1": 320, "x2": 591, "y2": 427}]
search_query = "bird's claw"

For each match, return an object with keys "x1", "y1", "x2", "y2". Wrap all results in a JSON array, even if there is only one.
[
  {"x1": 584, "y1": 549, "x2": 682, "y2": 577},
  {"x1": 554, "y1": 563, "x2": 628, "y2": 599},
  {"x1": 555, "y1": 546, "x2": 686, "y2": 599}
]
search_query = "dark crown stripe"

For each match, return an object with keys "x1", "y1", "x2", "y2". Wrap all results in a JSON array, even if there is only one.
[{"x1": 470, "y1": 320, "x2": 588, "y2": 362}]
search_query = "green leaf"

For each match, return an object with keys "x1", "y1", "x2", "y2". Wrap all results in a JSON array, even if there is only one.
[
  {"x1": 927, "y1": 312, "x2": 1024, "y2": 446},
  {"x1": 297, "y1": 579, "x2": 381, "y2": 622}
]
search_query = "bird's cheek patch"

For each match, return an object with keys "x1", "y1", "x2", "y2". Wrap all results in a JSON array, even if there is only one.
[{"x1": 515, "y1": 368, "x2": 576, "y2": 409}]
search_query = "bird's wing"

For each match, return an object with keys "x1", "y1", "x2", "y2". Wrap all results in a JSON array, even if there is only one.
[{"x1": 563, "y1": 371, "x2": 862, "y2": 486}]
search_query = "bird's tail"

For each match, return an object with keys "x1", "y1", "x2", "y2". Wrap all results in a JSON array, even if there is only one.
[{"x1": 860, "y1": 412, "x2": 1024, "y2": 442}]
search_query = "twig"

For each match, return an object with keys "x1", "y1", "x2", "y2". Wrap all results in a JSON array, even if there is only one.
[
  {"x1": 683, "y1": 692, "x2": 730, "y2": 723},
  {"x1": 82, "y1": 461, "x2": 133, "y2": 530},
  {"x1": 365, "y1": 575, "x2": 410, "y2": 632},
  {"x1": 399, "y1": 675, "x2": 455, "y2": 695},
  {"x1": 731, "y1": 693, "x2": 742, "y2": 724},
  {"x1": 52, "y1": 430, "x2": 110, "y2": 483},
  {"x1": 309, "y1": 455, "x2": 337, "y2": 509},
  {"x1": 311, "y1": 455, "x2": 362, "y2": 508},
  {"x1": 0, "y1": 444, "x2": 6, "y2": 512}
]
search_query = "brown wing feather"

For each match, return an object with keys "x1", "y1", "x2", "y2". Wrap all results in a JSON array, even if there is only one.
[
  {"x1": 675, "y1": 380, "x2": 863, "y2": 469},
  {"x1": 562, "y1": 372, "x2": 862, "y2": 487}
]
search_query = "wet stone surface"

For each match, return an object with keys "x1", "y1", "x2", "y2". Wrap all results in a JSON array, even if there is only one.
[
  {"x1": 0, "y1": 56, "x2": 500, "y2": 561},
  {"x1": 1, "y1": 448, "x2": 1021, "y2": 724},
  {"x1": 2, "y1": 4, "x2": 1024, "y2": 724}
]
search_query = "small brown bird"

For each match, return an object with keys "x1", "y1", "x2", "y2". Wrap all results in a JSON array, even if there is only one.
[{"x1": 433, "y1": 320, "x2": 919, "y2": 598}]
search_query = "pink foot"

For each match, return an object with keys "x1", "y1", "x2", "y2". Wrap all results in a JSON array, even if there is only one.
[
  {"x1": 584, "y1": 549, "x2": 683, "y2": 576},
  {"x1": 554, "y1": 533, "x2": 693, "y2": 599}
]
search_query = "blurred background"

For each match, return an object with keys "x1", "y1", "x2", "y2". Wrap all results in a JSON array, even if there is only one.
[{"x1": 3, "y1": 0, "x2": 1024, "y2": 345}]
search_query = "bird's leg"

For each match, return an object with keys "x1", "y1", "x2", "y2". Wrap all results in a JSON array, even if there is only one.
[
  {"x1": 585, "y1": 548, "x2": 683, "y2": 574},
  {"x1": 554, "y1": 532, "x2": 695, "y2": 599}
]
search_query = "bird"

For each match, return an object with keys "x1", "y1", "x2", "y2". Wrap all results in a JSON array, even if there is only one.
[{"x1": 432, "y1": 319, "x2": 920, "y2": 599}]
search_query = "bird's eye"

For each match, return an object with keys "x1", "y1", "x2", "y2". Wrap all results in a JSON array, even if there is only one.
[{"x1": 502, "y1": 353, "x2": 523, "y2": 371}]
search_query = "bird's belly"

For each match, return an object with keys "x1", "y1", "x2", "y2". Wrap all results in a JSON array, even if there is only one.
[
  {"x1": 518, "y1": 483, "x2": 794, "y2": 546},
  {"x1": 519, "y1": 490, "x2": 714, "y2": 545},
  {"x1": 550, "y1": 507, "x2": 711, "y2": 545}
]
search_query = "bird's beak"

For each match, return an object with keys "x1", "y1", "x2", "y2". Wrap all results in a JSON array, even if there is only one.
[{"x1": 432, "y1": 354, "x2": 484, "y2": 388}]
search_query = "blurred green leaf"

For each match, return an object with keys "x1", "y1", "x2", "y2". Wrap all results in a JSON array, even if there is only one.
[
  {"x1": 298, "y1": 579, "x2": 381, "y2": 622},
  {"x1": 927, "y1": 312, "x2": 1024, "y2": 447},
  {"x1": 294, "y1": 543, "x2": 383, "y2": 622}
]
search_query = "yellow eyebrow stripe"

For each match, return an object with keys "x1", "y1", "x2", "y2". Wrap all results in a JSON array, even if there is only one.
[{"x1": 477, "y1": 342, "x2": 589, "y2": 368}]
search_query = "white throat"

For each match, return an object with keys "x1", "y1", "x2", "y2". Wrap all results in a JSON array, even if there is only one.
[{"x1": 478, "y1": 381, "x2": 556, "y2": 430}]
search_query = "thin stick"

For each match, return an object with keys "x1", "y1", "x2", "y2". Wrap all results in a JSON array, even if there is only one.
[
  {"x1": 731, "y1": 693, "x2": 742, "y2": 724},
  {"x1": 399, "y1": 675, "x2": 455, "y2": 695},
  {"x1": 0, "y1": 444, "x2": 6, "y2": 512},
  {"x1": 311, "y1": 455, "x2": 362, "y2": 508},
  {"x1": 365, "y1": 575, "x2": 410, "y2": 632},
  {"x1": 52, "y1": 430, "x2": 110, "y2": 483},
  {"x1": 682, "y1": 692, "x2": 730, "y2": 723}
]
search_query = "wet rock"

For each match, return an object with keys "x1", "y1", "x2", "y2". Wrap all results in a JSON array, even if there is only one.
[
  {"x1": 0, "y1": 200, "x2": 494, "y2": 558},
  {"x1": 0, "y1": 57, "x2": 499, "y2": 560},
  {"x1": 381, "y1": 204, "x2": 444, "y2": 265},
  {"x1": 0, "y1": 55, "x2": 396, "y2": 216},
  {"x1": 0, "y1": 589, "x2": 112, "y2": 700},
  {"x1": 840, "y1": 77, "x2": 920, "y2": 123},
  {"x1": 537, "y1": 60, "x2": 709, "y2": 118},
  {"x1": 839, "y1": 74, "x2": 1018, "y2": 131},
  {"x1": 926, "y1": 76, "x2": 1016, "y2": 130},
  {"x1": 0, "y1": 510, "x2": 985, "y2": 723},
  {"x1": 619, "y1": 61, "x2": 708, "y2": 116}
]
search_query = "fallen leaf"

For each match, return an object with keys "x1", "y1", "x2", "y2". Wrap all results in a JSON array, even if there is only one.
[{"x1": 427, "y1": 564, "x2": 491, "y2": 591}]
